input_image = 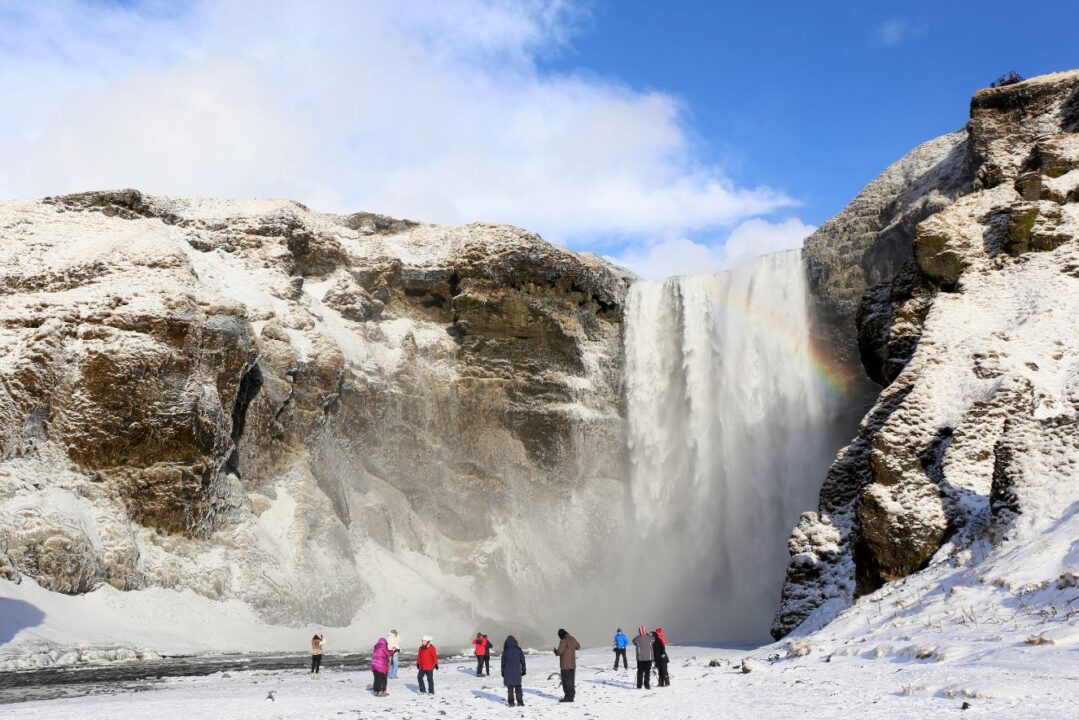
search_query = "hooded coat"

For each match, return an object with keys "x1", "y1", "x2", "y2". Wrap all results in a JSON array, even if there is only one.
[
  {"x1": 614, "y1": 628, "x2": 628, "y2": 649},
  {"x1": 371, "y1": 638, "x2": 391, "y2": 673},
  {"x1": 500, "y1": 635, "x2": 527, "y2": 687},
  {"x1": 387, "y1": 631, "x2": 400, "y2": 653}
]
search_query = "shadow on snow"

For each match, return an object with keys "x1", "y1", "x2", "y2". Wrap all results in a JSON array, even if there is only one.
[{"x1": 0, "y1": 598, "x2": 45, "y2": 645}]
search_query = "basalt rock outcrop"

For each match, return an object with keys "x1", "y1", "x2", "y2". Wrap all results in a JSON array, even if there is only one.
[
  {"x1": 0, "y1": 192, "x2": 632, "y2": 629},
  {"x1": 775, "y1": 70, "x2": 1079, "y2": 638},
  {"x1": 802, "y1": 131, "x2": 971, "y2": 373}
]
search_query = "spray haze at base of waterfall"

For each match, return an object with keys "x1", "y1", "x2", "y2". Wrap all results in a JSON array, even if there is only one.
[{"x1": 618, "y1": 250, "x2": 849, "y2": 642}]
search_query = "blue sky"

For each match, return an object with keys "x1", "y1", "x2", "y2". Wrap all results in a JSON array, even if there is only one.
[
  {"x1": 1, "y1": 1, "x2": 1077, "y2": 277},
  {"x1": 548, "y1": 1, "x2": 1079, "y2": 226}
]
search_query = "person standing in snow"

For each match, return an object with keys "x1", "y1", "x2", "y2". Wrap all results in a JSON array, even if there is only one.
[
  {"x1": 482, "y1": 633, "x2": 492, "y2": 676},
  {"x1": 553, "y1": 628, "x2": 580, "y2": 703},
  {"x1": 472, "y1": 632, "x2": 488, "y2": 676},
  {"x1": 387, "y1": 629, "x2": 400, "y2": 679},
  {"x1": 633, "y1": 625, "x2": 654, "y2": 689},
  {"x1": 500, "y1": 635, "x2": 527, "y2": 707},
  {"x1": 371, "y1": 637, "x2": 391, "y2": 696},
  {"x1": 416, "y1": 635, "x2": 439, "y2": 695},
  {"x1": 613, "y1": 627, "x2": 629, "y2": 669},
  {"x1": 651, "y1": 630, "x2": 670, "y2": 686},
  {"x1": 310, "y1": 634, "x2": 324, "y2": 674}
]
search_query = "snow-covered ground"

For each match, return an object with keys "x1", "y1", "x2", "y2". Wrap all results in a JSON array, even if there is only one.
[
  {"x1": 3, "y1": 640, "x2": 1077, "y2": 719},
  {"x1": 0, "y1": 575, "x2": 471, "y2": 669},
  {"x1": 5, "y1": 486, "x2": 1077, "y2": 717}
]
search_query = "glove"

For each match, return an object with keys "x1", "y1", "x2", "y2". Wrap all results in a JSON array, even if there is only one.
[
  {"x1": 435, "y1": 665, "x2": 440, "y2": 671},
  {"x1": 522, "y1": 671, "x2": 526, "y2": 676},
  {"x1": 416, "y1": 664, "x2": 420, "y2": 670}
]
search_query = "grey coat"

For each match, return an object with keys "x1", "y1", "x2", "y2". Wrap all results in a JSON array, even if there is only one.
[{"x1": 632, "y1": 633, "x2": 654, "y2": 662}]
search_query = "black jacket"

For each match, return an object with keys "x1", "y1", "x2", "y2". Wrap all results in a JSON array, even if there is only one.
[{"x1": 652, "y1": 634, "x2": 668, "y2": 663}]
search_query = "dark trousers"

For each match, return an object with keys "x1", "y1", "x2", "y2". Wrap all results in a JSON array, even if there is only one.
[
  {"x1": 560, "y1": 669, "x2": 575, "y2": 701},
  {"x1": 310, "y1": 654, "x2": 322, "y2": 673},
  {"x1": 417, "y1": 669, "x2": 434, "y2": 693},
  {"x1": 482, "y1": 654, "x2": 491, "y2": 675},
  {"x1": 507, "y1": 685, "x2": 524, "y2": 706},
  {"x1": 614, "y1": 648, "x2": 627, "y2": 669},
  {"x1": 657, "y1": 658, "x2": 670, "y2": 686},
  {"x1": 636, "y1": 661, "x2": 652, "y2": 688},
  {"x1": 476, "y1": 656, "x2": 485, "y2": 675},
  {"x1": 372, "y1": 670, "x2": 387, "y2": 693}
]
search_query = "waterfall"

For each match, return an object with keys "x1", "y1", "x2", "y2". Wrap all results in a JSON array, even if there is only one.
[{"x1": 622, "y1": 250, "x2": 844, "y2": 641}]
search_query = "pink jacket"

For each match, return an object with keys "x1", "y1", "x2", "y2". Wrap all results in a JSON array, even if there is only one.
[{"x1": 371, "y1": 638, "x2": 391, "y2": 673}]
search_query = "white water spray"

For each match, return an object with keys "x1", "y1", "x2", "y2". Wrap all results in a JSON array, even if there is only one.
[{"x1": 622, "y1": 250, "x2": 844, "y2": 641}]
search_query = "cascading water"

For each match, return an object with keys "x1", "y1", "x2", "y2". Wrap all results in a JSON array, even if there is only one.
[{"x1": 621, "y1": 250, "x2": 846, "y2": 641}]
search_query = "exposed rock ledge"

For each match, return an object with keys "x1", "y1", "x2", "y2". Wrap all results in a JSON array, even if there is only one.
[
  {"x1": 776, "y1": 69, "x2": 1079, "y2": 638},
  {"x1": 0, "y1": 192, "x2": 632, "y2": 632}
]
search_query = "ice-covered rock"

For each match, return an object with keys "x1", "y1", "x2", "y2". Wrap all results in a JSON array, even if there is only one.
[
  {"x1": 802, "y1": 131, "x2": 971, "y2": 370},
  {"x1": 776, "y1": 69, "x2": 1079, "y2": 638},
  {"x1": 0, "y1": 191, "x2": 632, "y2": 636}
]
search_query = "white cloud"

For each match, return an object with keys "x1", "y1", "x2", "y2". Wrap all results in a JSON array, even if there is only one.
[
  {"x1": 879, "y1": 18, "x2": 907, "y2": 46},
  {"x1": 611, "y1": 217, "x2": 816, "y2": 280},
  {"x1": 0, "y1": 0, "x2": 794, "y2": 253}
]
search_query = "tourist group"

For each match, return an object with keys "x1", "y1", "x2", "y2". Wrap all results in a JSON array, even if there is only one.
[{"x1": 308, "y1": 625, "x2": 670, "y2": 706}]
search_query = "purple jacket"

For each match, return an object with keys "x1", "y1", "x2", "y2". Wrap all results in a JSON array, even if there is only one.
[{"x1": 372, "y1": 638, "x2": 391, "y2": 673}]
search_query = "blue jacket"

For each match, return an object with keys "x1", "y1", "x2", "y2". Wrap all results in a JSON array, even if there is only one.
[
  {"x1": 614, "y1": 629, "x2": 628, "y2": 649},
  {"x1": 501, "y1": 636, "x2": 526, "y2": 687}
]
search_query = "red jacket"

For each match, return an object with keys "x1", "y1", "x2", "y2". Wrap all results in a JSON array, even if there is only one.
[
  {"x1": 417, "y1": 643, "x2": 438, "y2": 671},
  {"x1": 472, "y1": 637, "x2": 487, "y2": 656}
]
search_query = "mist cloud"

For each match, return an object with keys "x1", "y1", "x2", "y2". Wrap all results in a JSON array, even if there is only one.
[{"x1": 611, "y1": 217, "x2": 816, "y2": 279}]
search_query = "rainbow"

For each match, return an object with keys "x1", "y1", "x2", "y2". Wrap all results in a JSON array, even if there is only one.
[{"x1": 673, "y1": 276, "x2": 857, "y2": 401}]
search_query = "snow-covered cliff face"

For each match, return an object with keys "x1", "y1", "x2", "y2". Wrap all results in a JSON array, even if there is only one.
[
  {"x1": 0, "y1": 191, "x2": 632, "y2": 639},
  {"x1": 776, "y1": 69, "x2": 1079, "y2": 638}
]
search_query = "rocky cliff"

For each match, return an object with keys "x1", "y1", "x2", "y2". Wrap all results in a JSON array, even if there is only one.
[
  {"x1": 775, "y1": 70, "x2": 1079, "y2": 638},
  {"x1": 0, "y1": 191, "x2": 632, "y2": 636}
]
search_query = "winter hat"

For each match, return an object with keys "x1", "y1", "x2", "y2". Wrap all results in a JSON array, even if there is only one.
[
  {"x1": 422, "y1": 635, "x2": 432, "y2": 643},
  {"x1": 616, "y1": 627, "x2": 623, "y2": 632},
  {"x1": 390, "y1": 629, "x2": 398, "y2": 635},
  {"x1": 639, "y1": 625, "x2": 647, "y2": 635},
  {"x1": 557, "y1": 628, "x2": 567, "y2": 639}
]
